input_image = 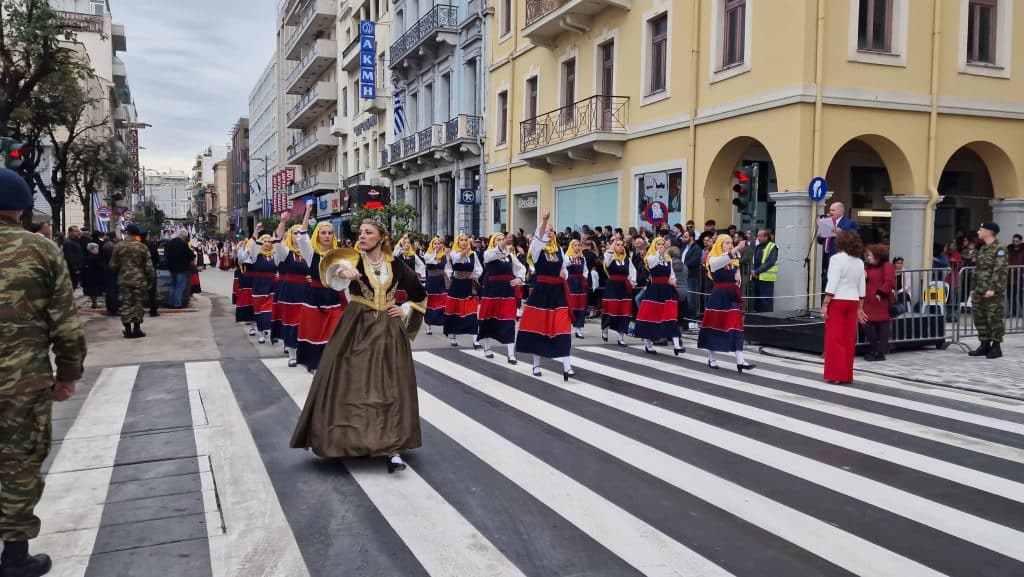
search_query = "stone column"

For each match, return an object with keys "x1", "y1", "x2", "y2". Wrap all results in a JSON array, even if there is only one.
[
  {"x1": 885, "y1": 195, "x2": 936, "y2": 272},
  {"x1": 767, "y1": 191, "x2": 818, "y2": 312},
  {"x1": 436, "y1": 176, "x2": 449, "y2": 237},
  {"x1": 990, "y1": 198, "x2": 1024, "y2": 240}
]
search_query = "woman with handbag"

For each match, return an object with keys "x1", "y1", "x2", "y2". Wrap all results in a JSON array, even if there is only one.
[{"x1": 863, "y1": 244, "x2": 896, "y2": 361}]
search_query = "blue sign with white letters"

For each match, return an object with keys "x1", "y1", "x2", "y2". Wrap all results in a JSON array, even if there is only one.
[
  {"x1": 359, "y1": 21, "x2": 376, "y2": 99},
  {"x1": 458, "y1": 188, "x2": 477, "y2": 205},
  {"x1": 808, "y1": 176, "x2": 828, "y2": 202}
]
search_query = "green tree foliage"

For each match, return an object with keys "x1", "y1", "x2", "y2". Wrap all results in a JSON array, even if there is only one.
[
  {"x1": 352, "y1": 201, "x2": 420, "y2": 238},
  {"x1": 68, "y1": 136, "x2": 133, "y2": 228}
]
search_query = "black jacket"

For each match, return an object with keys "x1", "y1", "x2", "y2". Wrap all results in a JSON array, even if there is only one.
[{"x1": 164, "y1": 237, "x2": 193, "y2": 273}]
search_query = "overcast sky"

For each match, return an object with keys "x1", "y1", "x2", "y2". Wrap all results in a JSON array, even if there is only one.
[{"x1": 114, "y1": 0, "x2": 279, "y2": 173}]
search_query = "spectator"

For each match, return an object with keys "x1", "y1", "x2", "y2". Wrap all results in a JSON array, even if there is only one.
[
  {"x1": 680, "y1": 230, "x2": 701, "y2": 313},
  {"x1": 892, "y1": 257, "x2": 912, "y2": 307},
  {"x1": 821, "y1": 231, "x2": 866, "y2": 384},
  {"x1": 81, "y1": 243, "x2": 106, "y2": 309},
  {"x1": 1008, "y1": 234, "x2": 1024, "y2": 317},
  {"x1": 863, "y1": 244, "x2": 896, "y2": 361},
  {"x1": 62, "y1": 226, "x2": 85, "y2": 289},
  {"x1": 751, "y1": 229, "x2": 779, "y2": 312},
  {"x1": 164, "y1": 229, "x2": 193, "y2": 308},
  {"x1": 101, "y1": 231, "x2": 120, "y2": 316}
]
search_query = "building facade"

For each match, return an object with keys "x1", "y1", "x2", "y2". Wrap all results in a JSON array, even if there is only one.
[
  {"x1": 143, "y1": 170, "x2": 192, "y2": 220},
  {"x1": 192, "y1": 145, "x2": 229, "y2": 234},
  {"x1": 229, "y1": 118, "x2": 251, "y2": 232},
  {"x1": 382, "y1": 0, "x2": 488, "y2": 237},
  {"x1": 487, "y1": 0, "x2": 1024, "y2": 305},
  {"x1": 248, "y1": 55, "x2": 280, "y2": 219}
]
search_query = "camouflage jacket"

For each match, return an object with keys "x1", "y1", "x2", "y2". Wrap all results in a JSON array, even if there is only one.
[
  {"x1": 109, "y1": 237, "x2": 155, "y2": 286},
  {"x1": 974, "y1": 241, "x2": 1008, "y2": 295},
  {"x1": 0, "y1": 215, "x2": 86, "y2": 395}
]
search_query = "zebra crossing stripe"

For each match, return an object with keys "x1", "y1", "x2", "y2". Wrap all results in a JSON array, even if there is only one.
[
  {"x1": 578, "y1": 347, "x2": 1024, "y2": 502},
  {"x1": 34, "y1": 366, "x2": 138, "y2": 572},
  {"x1": 186, "y1": 361, "x2": 310, "y2": 577},
  {"x1": 422, "y1": 352, "x2": 947, "y2": 577},
  {"x1": 268, "y1": 359, "x2": 528, "y2": 577},
  {"x1": 415, "y1": 387, "x2": 730, "y2": 577},
  {"x1": 491, "y1": 353, "x2": 1024, "y2": 562},
  {"x1": 583, "y1": 346, "x2": 1024, "y2": 464}
]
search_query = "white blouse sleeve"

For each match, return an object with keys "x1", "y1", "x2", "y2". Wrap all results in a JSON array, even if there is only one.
[
  {"x1": 414, "y1": 255, "x2": 426, "y2": 279},
  {"x1": 483, "y1": 248, "x2": 504, "y2": 263},
  {"x1": 511, "y1": 256, "x2": 527, "y2": 280},
  {"x1": 645, "y1": 254, "x2": 663, "y2": 269},
  {"x1": 473, "y1": 253, "x2": 483, "y2": 276},
  {"x1": 422, "y1": 252, "x2": 438, "y2": 265},
  {"x1": 273, "y1": 242, "x2": 290, "y2": 265},
  {"x1": 824, "y1": 254, "x2": 842, "y2": 296},
  {"x1": 708, "y1": 254, "x2": 734, "y2": 272},
  {"x1": 529, "y1": 230, "x2": 547, "y2": 265},
  {"x1": 627, "y1": 259, "x2": 637, "y2": 284},
  {"x1": 444, "y1": 256, "x2": 453, "y2": 277},
  {"x1": 297, "y1": 232, "x2": 314, "y2": 264},
  {"x1": 603, "y1": 251, "x2": 615, "y2": 267}
]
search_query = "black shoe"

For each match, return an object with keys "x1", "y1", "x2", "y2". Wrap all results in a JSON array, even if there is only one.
[
  {"x1": 149, "y1": 310, "x2": 160, "y2": 317},
  {"x1": 644, "y1": 346, "x2": 658, "y2": 355},
  {"x1": 483, "y1": 349, "x2": 494, "y2": 359},
  {"x1": 674, "y1": 347, "x2": 685, "y2": 356},
  {"x1": 287, "y1": 358, "x2": 297, "y2": 368},
  {"x1": 532, "y1": 367, "x2": 542, "y2": 377},
  {"x1": 131, "y1": 323, "x2": 146, "y2": 338},
  {"x1": 863, "y1": 353, "x2": 879, "y2": 362},
  {"x1": 707, "y1": 359, "x2": 720, "y2": 370},
  {"x1": 875, "y1": 353, "x2": 886, "y2": 361},
  {"x1": 270, "y1": 338, "x2": 279, "y2": 345},
  {"x1": 122, "y1": 323, "x2": 134, "y2": 338},
  {"x1": 601, "y1": 329, "x2": 608, "y2": 342},
  {"x1": 563, "y1": 369, "x2": 575, "y2": 382},
  {"x1": 737, "y1": 362, "x2": 756, "y2": 373},
  {"x1": 617, "y1": 339, "x2": 627, "y2": 347},
  {"x1": 473, "y1": 342, "x2": 481, "y2": 350},
  {"x1": 507, "y1": 356, "x2": 518, "y2": 365},
  {"x1": 387, "y1": 456, "x2": 407, "y2": 474},
  {"x1": 987, "y1": 342, "x2": 1003, "y2": 359},
  {"x1": 0, "y1": 542, "x2": 51, "y2": 577},
  {"x1": 969, "y1": 341, "x2": 991, "y2": 356}
]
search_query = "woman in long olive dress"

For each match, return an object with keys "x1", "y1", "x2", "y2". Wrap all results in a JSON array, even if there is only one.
[{"x1": 290, "y1": 220, "x2": 427, "y2": 473}]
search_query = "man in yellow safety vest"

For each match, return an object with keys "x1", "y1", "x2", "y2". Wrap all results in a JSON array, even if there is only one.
[{"x1": 751, "y1": 229, "x2": 779, "y2": 312}]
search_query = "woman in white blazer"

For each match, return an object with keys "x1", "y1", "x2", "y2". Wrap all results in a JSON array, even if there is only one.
[{"x1": 821, "y1": 231, "x2": 867, "y2": 384}]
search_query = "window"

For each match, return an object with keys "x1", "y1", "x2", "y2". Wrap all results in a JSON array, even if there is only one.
[
  {"x1": 649, "y1": 15, "x2": 668, "y2": 94},
  {"x1": 967, "y1": 0, "x2": 997, "y2": 64},
  {"x1": 723, "y1": 0, "x2": 746, "y2": 66},
  {"x1": 524, "y1": 76, "x2": 539, "y2": 142},
  {"x1": 497, "y1": 90, "x2": 508, "y2": 145},
  {"x1": 341, "y1": 86, "x2": 348, "y2": 116},
  {"x1": 91, "y1": 1, "x2": 105, "y2": 15},
  {"x1": 562, "y1": 58, "x2": 576, "y2": 125},
  {"x1": 857, "y1": 0, "x2": 892, "y2": 52},
  {"x1": 501, "y1": 0, "x2": 512, "y2": 37}
]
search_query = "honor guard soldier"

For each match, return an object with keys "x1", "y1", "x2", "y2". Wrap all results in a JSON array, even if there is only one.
[
  {"x1": 969, "y1": 221, "x2": 1009, "y2": 359},
  {"x1": 109, "y1": 223, "x2": 155, "y2": 338},
  {"x1": 0, "y1": 167, "x2": 86, "y2": 577}
]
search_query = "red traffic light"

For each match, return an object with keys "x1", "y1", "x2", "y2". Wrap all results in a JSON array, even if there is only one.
[{"x1": 733, "y1": 170, "x2": 750, "y2": 183}]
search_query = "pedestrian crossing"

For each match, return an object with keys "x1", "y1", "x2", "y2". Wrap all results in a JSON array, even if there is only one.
[{"x1": 33, "y1": 344, "x2": 1024, "y2": 577}]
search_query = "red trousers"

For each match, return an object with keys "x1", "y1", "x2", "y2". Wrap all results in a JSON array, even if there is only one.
[{"x1": 824, "y1": 299, "x2": 858, "y2": 383}]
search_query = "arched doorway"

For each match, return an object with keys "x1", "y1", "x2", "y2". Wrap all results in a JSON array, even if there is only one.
[
  {"x1": 702, "y1": 137, "x2": 780, "y2": 234},
  {"x1": 824, "y1": 135, "x2": 915, "y2": 246},
  {"x1": 936, "y1": 141, "x2": 1017, "y2": 249}
]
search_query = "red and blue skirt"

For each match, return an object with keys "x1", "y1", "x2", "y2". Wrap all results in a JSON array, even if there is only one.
[
  {"x1": 567, "y1": 273, "x2": 588, "y2": 329},
  {"x1": 296, "y1": 281, "x2": 347, "y2": 371},
  {"x1": 444, "y1": 277, "x2": 479, "y2": 336},
  {"x1": 271, "y1": 273, "x2": 308, "y2": 348},
  {"x1": 477, "y1": 274, "x2": 517, "y2": 344},
  {"x1": 234, "y1": 269, "x2": 255, "y2": 323},
  {"x1": 634, "y1": 277, "x2": 681, "y2": 340},
  {"x1": 249, "y1": 271, "x2": 276, "y2": 332},
  {"x1": 601, "y1": 274, "x2": 633, "y2": 334},
  {"x1": 697, "y1": 281, "x2": 745, "y2": 352},
  {"x1": 516, "y1": 275, "x2": 572, "y2": 358},
  {"x1": 425, "y1": 271, "x2": 447, "y2": 327}
]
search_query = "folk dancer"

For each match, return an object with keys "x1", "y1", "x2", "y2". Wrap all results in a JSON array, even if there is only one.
[
  {"x1": 697, "y1": 234, "x2": 756, "y2": 372},
  {"x1": 515, "y1": 212, "x2": 576, "y2": 380},
  {"x1": 247, "y1": 223, "x2": 279, "y2": 343},
  {"x1": 393, "y1": 233, "x2": 427, "y2": 302},
  {"x1": 601, "y1": 238, "x2": 636, "y2": 346},
  {"x1": 477, "y1": 232, "x2": 527, "y2": 364},
  {"x1": 443, "y1": 233, "x2": 482, "y2": 348},
  {"x1": 421, "y1": 236, "x2": 448, "y2": 335},
  {"x1": 634, "y1": 236, "x2": 685, "y2": 355},
  {"x1": 234, "y1": 237, "x2": 256, "y2": 330},
  {"x1": 295, "y1": 221, "x2": 349, "y2": 373},
  {"x1": 271, "y1": 202, "x2": 313, "y2": 367},
  {"x1": 565, "y1": 239, "x2": 589, "y2": 339},
  {"x1": 291, "y1": 219, "x2": 427, "y2": 474}
]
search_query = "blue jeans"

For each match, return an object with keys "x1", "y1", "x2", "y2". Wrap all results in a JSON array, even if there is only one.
[{"x1": 169, "y1": 272, "x2": 190, "y2": 307}]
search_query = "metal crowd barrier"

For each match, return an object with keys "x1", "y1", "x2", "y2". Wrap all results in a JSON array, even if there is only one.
[{"x1": 948, "y1": 265, "x2": 1024, "y2": 344}]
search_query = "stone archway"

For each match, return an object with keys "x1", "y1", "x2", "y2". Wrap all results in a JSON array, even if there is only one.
[
  {"x1": 701, "y1": 136, "x2": 781, "y2": 232},
  {"x1": 936, "y1": 141, "x2": 1020, "y2": 244}
]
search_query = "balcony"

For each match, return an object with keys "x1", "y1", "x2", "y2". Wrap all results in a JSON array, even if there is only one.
[
  {"x1": 341, "y1": 35, "x2": 361, "y2": 71},
  {"x1": 522, "y1": 0, "x2": 630, "y2": 46},
  {"x1": 519, "y1": 95, "x2": 628, "y2": 168},
  {"x1": 287, "y1": 127, "x2": 339, "y2": 165},
  {"x1": 286, "y1": 39, "x2": 337, "y2": 95},
  {"x1": 111, "y1": 23, "x2": 127, "y2": 52},
  {"x1": 290, "y1": 171, "x2": 337, "y2": 199},
  {"x1": 284, "y1": 0, "x2": 336, "y2": 61},
  {"x1": 389, "y1": 4, "x2": 459, "y2": 69},
  {"x1": 344, "y1": 169, "x2": 383, "y2": 189},
  {"x1": 286, "y1": 81, "x2": 338, "y2": 129},
  {"x1": 112, "y1": 57, "x2": 126, "y2": 87},
  {"x1": 331, "y1": 116, "x2": 352, "y2": 137},
  {"x1": 443, "y1": 114, "x2": 482, "y2": 154}
]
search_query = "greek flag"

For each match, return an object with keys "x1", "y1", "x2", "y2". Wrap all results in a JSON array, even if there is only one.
[
  {"x1": 92, "y1": 192, "x2": 108, "y2": 233},
  {"x1": 393, "y1": 80, "x2": 406, "y2": 136}
]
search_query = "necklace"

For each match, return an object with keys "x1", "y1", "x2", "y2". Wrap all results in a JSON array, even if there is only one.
[{"x1": 367, "y1": 256, "x2": 384, "y2": 276}]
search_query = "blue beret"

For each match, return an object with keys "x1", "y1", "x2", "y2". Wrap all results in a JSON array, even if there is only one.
[{"x1": 0, "y1": 167, "x2": 33, "y2": 211}]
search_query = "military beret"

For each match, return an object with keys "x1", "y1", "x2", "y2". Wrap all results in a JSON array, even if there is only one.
[
  {"x1": 125, "y1": 223, "x2": 144, "y2": 236},
  {"x1": 980, "y1": 221, "x2": 1000, "y2": 235},
  {"x1": 0, "y1": 167, "x2": 33, "y2": 211}
]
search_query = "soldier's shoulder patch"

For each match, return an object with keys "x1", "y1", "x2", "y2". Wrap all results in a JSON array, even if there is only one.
[{"x1": 997, "y1": 250, "x2": 1006, "y2": 257}]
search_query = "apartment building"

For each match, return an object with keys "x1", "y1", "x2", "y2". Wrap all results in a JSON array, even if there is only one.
[
  {"x1": 278, "y1": 0, "x2": 340, "y2": 215},
  {"x1": 192, "y1": 146, "x2": 229, "y2": 234},
  {"x1": 382, "y1": 0, "x2": 488, "y2": 237},
  {"x1": 229, "y1": 118, "x2": 251, "y2": 232},
  {"x1": 487, "y1": 0, "x2": 1024, "y2": 304},
  {"x1": 144, "y1": 170, "x2": 192, "y2": 221},
  {"x1": 248, "y1": 55, "x2": 280, "y2": 220}
]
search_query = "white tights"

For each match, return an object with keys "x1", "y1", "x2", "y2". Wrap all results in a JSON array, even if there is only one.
[
  {"x1": 707, "y1": 350, "x2": 745, "y2": 364},
  {"x1": 533, "y1": 354, "x2": 572, "y2": 372}
]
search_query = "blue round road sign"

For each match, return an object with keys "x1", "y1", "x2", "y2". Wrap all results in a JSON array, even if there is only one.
[
  {"x1": 643, "y1": 201, "x2": 669, "y2": 227},
  {"x1": 809, "y1": 177, "x2": 828, "y2": 202}
]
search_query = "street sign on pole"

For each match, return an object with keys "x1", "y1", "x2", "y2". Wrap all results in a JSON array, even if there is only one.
[
  {"x1": 809, "y1": 176, "x2": 827, "y2": 202},
  {"x1": 458, "y1": 188, "x2": 476, "y2": 205}
]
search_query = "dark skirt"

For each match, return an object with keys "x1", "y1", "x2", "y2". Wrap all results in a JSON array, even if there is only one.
[
  {"x1": 444, "y1": 277, "x2": 478, "y2": 336},
  {"x1": 477, "y1": 276, "x2": 517, "y2": 344},
  {"x1": 567, "y1": 274, "x2": 588, "y2": 329},
  {"x1": 271, "y1": 278, "x2": 307, "y2": 347},
  {"x1": 516, "y1": 277, "x2": 572, "y2": 358},
  {"x1": 634, "y1": 281, "x2": 681, "y2": 340},
  {"x1": 425, "y1": 274, "x2": 447, "y2": 326},
  {"x1": 601, "y1": 276, "x2": 632, "y2": 334},
  {"x1": 234, "y1": 270, "x2": 255, "y2": 323},
  {"x1": 296, "y1": 286, "x2": 347, "y2": 372},
  {"x1": 697, "y1": 283, "x2": 745, "y2": 352},
  {"x1": 290, "y1": 302, "x2": 422, "y2": 458}
]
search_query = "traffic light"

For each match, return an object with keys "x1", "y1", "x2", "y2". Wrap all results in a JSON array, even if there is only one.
[
  {"x1": 731, "y1": 164, "x2": 758, "y2": 217},
  {"x1": 0, "y1": 137, "x2": 26, "y2": 170}
]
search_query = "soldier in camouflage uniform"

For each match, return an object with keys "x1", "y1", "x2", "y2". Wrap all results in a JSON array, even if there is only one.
[
  {"x1": 968, "y1": 221, "x2": 1008, "y2": 359},
  {"x1": 108, "y1": 223, "x2": 155, "y2": 339},
  {"x1": 0, "y1": 167, "x2": 85, "y2": 577}
]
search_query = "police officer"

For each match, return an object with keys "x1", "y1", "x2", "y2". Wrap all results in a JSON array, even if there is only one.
[
  {"x1": 109, "y1": 223, "x2": 155, "y2": 338},
  {"x1": 968, "y1": 221, "x2": 1008, "y2": 359},
  {"x1": 0, "y1": 167, "x2": 86, "y2": 577},
  {"x1": 751, "y1": 228, "x2": 779, "y2": 312}
]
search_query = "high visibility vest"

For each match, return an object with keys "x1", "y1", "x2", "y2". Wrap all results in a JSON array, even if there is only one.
[{"x1": 758, "y1": 242, "x2": 778, "y2": 282}]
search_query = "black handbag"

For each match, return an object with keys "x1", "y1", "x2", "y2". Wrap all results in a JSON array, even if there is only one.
[{"x1": 888, "y1": 291, "x2": 907, "y2": 316}]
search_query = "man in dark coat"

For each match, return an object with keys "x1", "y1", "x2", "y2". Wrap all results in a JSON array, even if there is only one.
[{"x1": 164, "y1": 230, "x2": 193, "y2": 308}]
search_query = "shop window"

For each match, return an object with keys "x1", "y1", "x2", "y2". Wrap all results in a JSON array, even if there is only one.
[{"x1": 636, "y1": 171, "x2": 683, "y2": 231}]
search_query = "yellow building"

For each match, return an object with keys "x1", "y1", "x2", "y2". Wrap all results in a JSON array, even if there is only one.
[{"x1": 487, "y1": 0, "x2": 1024, "y2": 305}]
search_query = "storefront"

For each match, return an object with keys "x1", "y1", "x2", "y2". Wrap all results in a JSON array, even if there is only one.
[
  {"x1": 555, "y1": 179, "x2": 619, "y2": 232},
  {"x1": 512, "y1": 191, "x2": 538, "y2": 235}
]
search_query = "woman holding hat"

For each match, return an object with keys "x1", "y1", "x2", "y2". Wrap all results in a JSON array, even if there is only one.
[
  {"x1": 476, "y1": 231, "x2": 526, "y2": 363},
  {"x1": 291, "y1": 219, "x2": 427, "y2": 474},
  {"x1": 697, "y1": 234, "x2": 756, "y2": 372},
  {"x1": 295, "y1": 221, "x2": 349, "y2": 373}
]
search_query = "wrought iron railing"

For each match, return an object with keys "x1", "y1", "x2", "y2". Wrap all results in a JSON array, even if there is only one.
[
  {"x1": 381, "y1": 148, "x2": 389, "y2": 166},
  {"x1": 524, "y1": 0, "x2": 568, "y2": 26},
  {"x1": 390, "y1": 142, "x2": 402, "y2": 163},
  {"x1": 417, "y1": 128, "x2": 433, "y2": 151},
  {"x1": 344, "y1": 173, "x2": 363, "y2": 188},
  {"x1": 390, "y1": 4, "x2": 458, "y2": 64},
  {"x1": 445, "y1": 114, "x2": 483, "y2": 142},
  {"x1": 520, "y1": 95, "x2": 628, "y2": 153},
  {"x1": 342, "y1": 35, "x2": 360, "y2": 60},
  {"x1": 294, "y1": 173, "x2": 326, "y2": 194},
  {"x1": 402, "y1": 135, "x2": 417, "y2": 157}
]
